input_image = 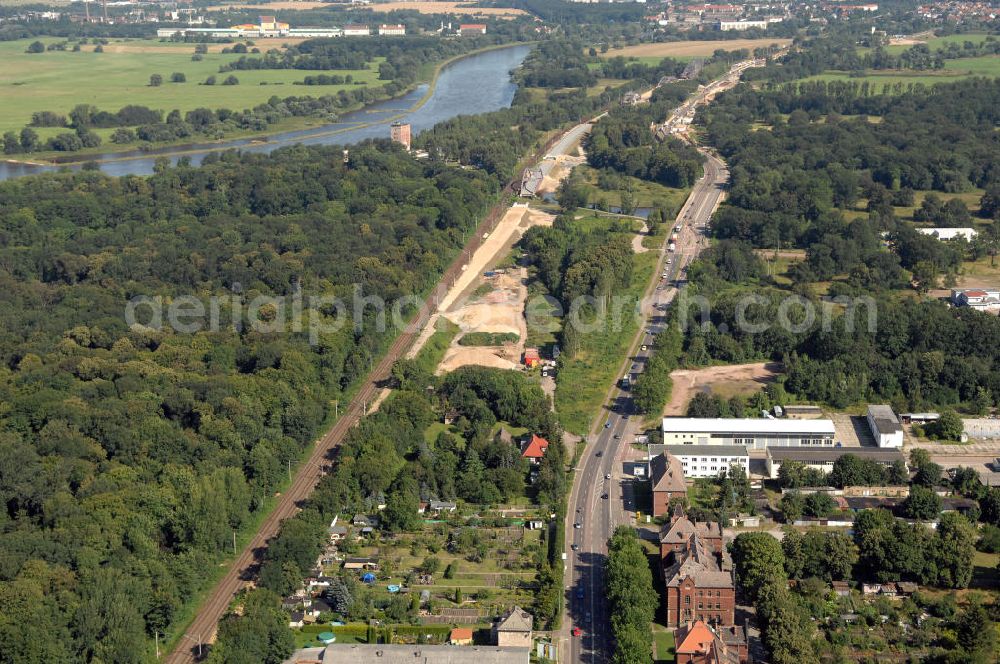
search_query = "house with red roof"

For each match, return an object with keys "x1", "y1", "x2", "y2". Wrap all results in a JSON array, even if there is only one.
[
  {"x1": 675, "y1": 620, "x2": 747, "y2": 664},
  {"x1": 523, "y1": 348, "x2": 541, "y2": 368},
  {"x1": 459, "y1": 23, "x2": 487, "y2": 36},
  {"x1": 520, "y1": 434, "x2": 549, "y2": 464}
]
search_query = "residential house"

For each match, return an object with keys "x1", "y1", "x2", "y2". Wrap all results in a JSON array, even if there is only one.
[
  {"x1": 429, "y1": 500, "x2": 458, "y2": 513},
  {"x1": 831, "y1": 580, "x2": 850, "y2": 596},
  {"x1": 650, "y1": 452, "x2": 687, "y2": 517},
  {"x1": 352, "y1": 514, "x2": 378, "y2": 528},
  {"x1": 289, "y1": 610, "x2": 305, "y2": 628},
  {"x1": 492, "y1": 606, "x2": 533, "y2": 648},
  {"x1": 951, "y1": 288, "x2": 1000, "y2": 311},
  {"x1": 343, "y1": 557, "x2": 379, "y2": 571},
  {"x1": 378, "y1": 23, "x2": 405, "y2": 35},
  {"x1": 522, "y1": 348, "x2": 541, "y2": 368},
  {"x1": 675, "y1": 620, "x2": 748, "y2": 664},
  {"x1": 520, "y1": 434, "x2": 549, "y2": 464},
  {"x1": 450, "y1": 627, "x2": 474, "y2": 645}
]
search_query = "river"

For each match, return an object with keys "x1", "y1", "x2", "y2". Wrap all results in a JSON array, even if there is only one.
[{"x1": 0, "y1": 43, "x2": 532, "y2": 181}]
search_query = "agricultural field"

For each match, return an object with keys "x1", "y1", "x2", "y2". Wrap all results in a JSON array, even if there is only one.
[
  {"x1": 802, "y1": 54, "x2": 1000, "y2": 88},
  {"x1": 0, "y1": 37, "x2": 384, "y2": 137},
  {"x1": 600, "y1": 38, "x2": 792, "y2": 61},
  {"x1": 882, "y1": 32, "x2": 994, "y2": 56}
]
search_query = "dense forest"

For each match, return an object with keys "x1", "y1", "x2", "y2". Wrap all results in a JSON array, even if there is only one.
[
  {"x1": 0, "y1": 143, "x2": 498, "y2": 661},
  {"x1": 701, "y1": 78, "x2": 1000, "y2": 255},
  {"x1": 682, "y1": 237, "x2": 1000, "y2": 411}
]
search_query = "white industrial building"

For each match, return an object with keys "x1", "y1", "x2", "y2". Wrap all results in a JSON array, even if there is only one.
[
  {"x1": 916, "y1": 227, "x2": 978, "y2": 241},
  {"x1": 661, "y1": 418, "x2": 836, "y2": 449},
  {"x1": 649, "y1": 444, "x2": 750, "y2": 478},
  {"x1": 866, "y1": 404, "x2": 903, "y2": 448},
  {"x1": 765, "y1": 447, "x2": 906, "y2": 480}
]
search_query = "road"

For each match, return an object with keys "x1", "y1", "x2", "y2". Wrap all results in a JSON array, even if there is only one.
[
  {"x1": 561, "y1": 76, "x2": 736, "y2": 664},
  {"x1": 164, "y1": 119, "x2": 593, "y2": 664}
]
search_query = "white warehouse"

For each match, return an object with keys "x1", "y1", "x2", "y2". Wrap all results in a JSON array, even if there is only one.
[
  {"x1": 866, "y1": 404, "x2": 903, "y2": 448},
  {"x1": 661, "y1": 417, "x2": 836, "y2": 449},
  {"x1": 649, "y1": 444, "x2": 750, "y2": 478}
]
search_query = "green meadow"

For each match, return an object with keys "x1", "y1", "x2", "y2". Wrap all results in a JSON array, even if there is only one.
[
  {"x1": 0, "y1": 38, "x2": 384, "y2": 137},
  {"x1": 803, "y1": 54, "x2": 1000, "y2": 89}
]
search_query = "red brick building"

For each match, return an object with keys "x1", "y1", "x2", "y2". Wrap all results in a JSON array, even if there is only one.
[
  {"x1": 661, "y1": 510, "x2": 734, "y2": 629},
  {"x1": 650, "y1": 452, "x2": 687, "y2": 517},
  {"x1": 660, "y1": 508, "x2": 723, "y2": 559}
]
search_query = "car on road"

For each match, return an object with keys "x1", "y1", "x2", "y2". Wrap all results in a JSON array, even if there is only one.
[
  {"x1": 605, "y1": 473, "x2": 611, "y2": 479},
  {"x1": 604, "y1": 421, "x2": 611, "y2": 429},
  {"x1": 572, "y1": 627, "x2": 582, "y2": 637},
  {"x1": 574, "y1": 522, "x2": 581, "y2": 529},
  {"x1": 640, "y1": 345, "x2": 647, "y2": 351},
  {"x1": 595, "y1": 450, "x2": 602, "y2": 457},
  {"x1": 571, "y1": 543, "x2": 579, "y2": 551},
  {"x1": 613, "y1": 434, "x2": 621, "y2": 440},
  {"x1": 601, "y1": 493, "x2": 609, "y2": 499},
  {"x1": 584, "y1": 611, "x2": 592, "y2": 624},
  {"x1": 576, "y1": 587, "x2": 585, "y2": 599}
]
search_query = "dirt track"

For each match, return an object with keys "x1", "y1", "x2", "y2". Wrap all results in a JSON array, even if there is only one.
[
  {"x1": 663, "y1": 362, "x2": 782, "y2": 416},
  {"x1": 605, "y1": 39, "x2": 791, "y2": 59}
]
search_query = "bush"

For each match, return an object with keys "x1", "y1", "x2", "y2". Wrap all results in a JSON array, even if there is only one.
[
  {"x1": 223, "y1": 75, "x2": 240, "y2": 86},
  {"x1": 458, "y1": 332, "x2": 519, "y2": 346},
  {"x1": 977, "y1": 524, "x2": 1000, "y2": 553},
  {"x1": 204, "y1": 75, "x2": 216, "y2": 86},
  {"x1": 149, "y1": 74, "x2": 163, "y2": 87},
  {"x1": 170, "y1": 72, "x2": 186, "y2": 83},
  {"x1": 26, "y1": 41, "x2": 44, "y2": 54}
]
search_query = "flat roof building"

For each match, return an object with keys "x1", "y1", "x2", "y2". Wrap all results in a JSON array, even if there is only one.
[
  {"x1": 649, "y1": 444, "x2": 749, "y2": 479},
  {"x1": 765, "y1": 446, "x2": 906, "y2": 480},
  {"x1": 867, "y1": 404, "x2": 903, "y2": 448},
  {"x1": 662, "y1": 418, "x2": 836, "y2": 450}
]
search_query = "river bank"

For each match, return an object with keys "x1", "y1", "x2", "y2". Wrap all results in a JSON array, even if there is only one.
[{"x1": 0, "y1": 42, "x2": 533, "y2": 180}]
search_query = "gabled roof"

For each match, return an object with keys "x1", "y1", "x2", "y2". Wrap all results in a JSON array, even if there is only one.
[
  {"x1": 675, "y1": 621, "x2": 743, "y2": 664},
  {"x1": 664, "y1": 534, "x2": 733, "y2": 588},
  {"x1": 496, "y1": 606, "x2": 533, "y2": 632},
  {"x1": 660, "y1": 515, "x2": 722, "y2": 544},
  {"x1": 521, "y1": 434, "x2": 549, "y2": 459},
  {"x1": 676, "y1": 620, "x2": 716, "y2": 655},
  {"x1": 650, "y1": 453, "x2": 686, "y2": 493},
  {"x1": 450, "y1": 627, "x2": 474, "y2": 641}
]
